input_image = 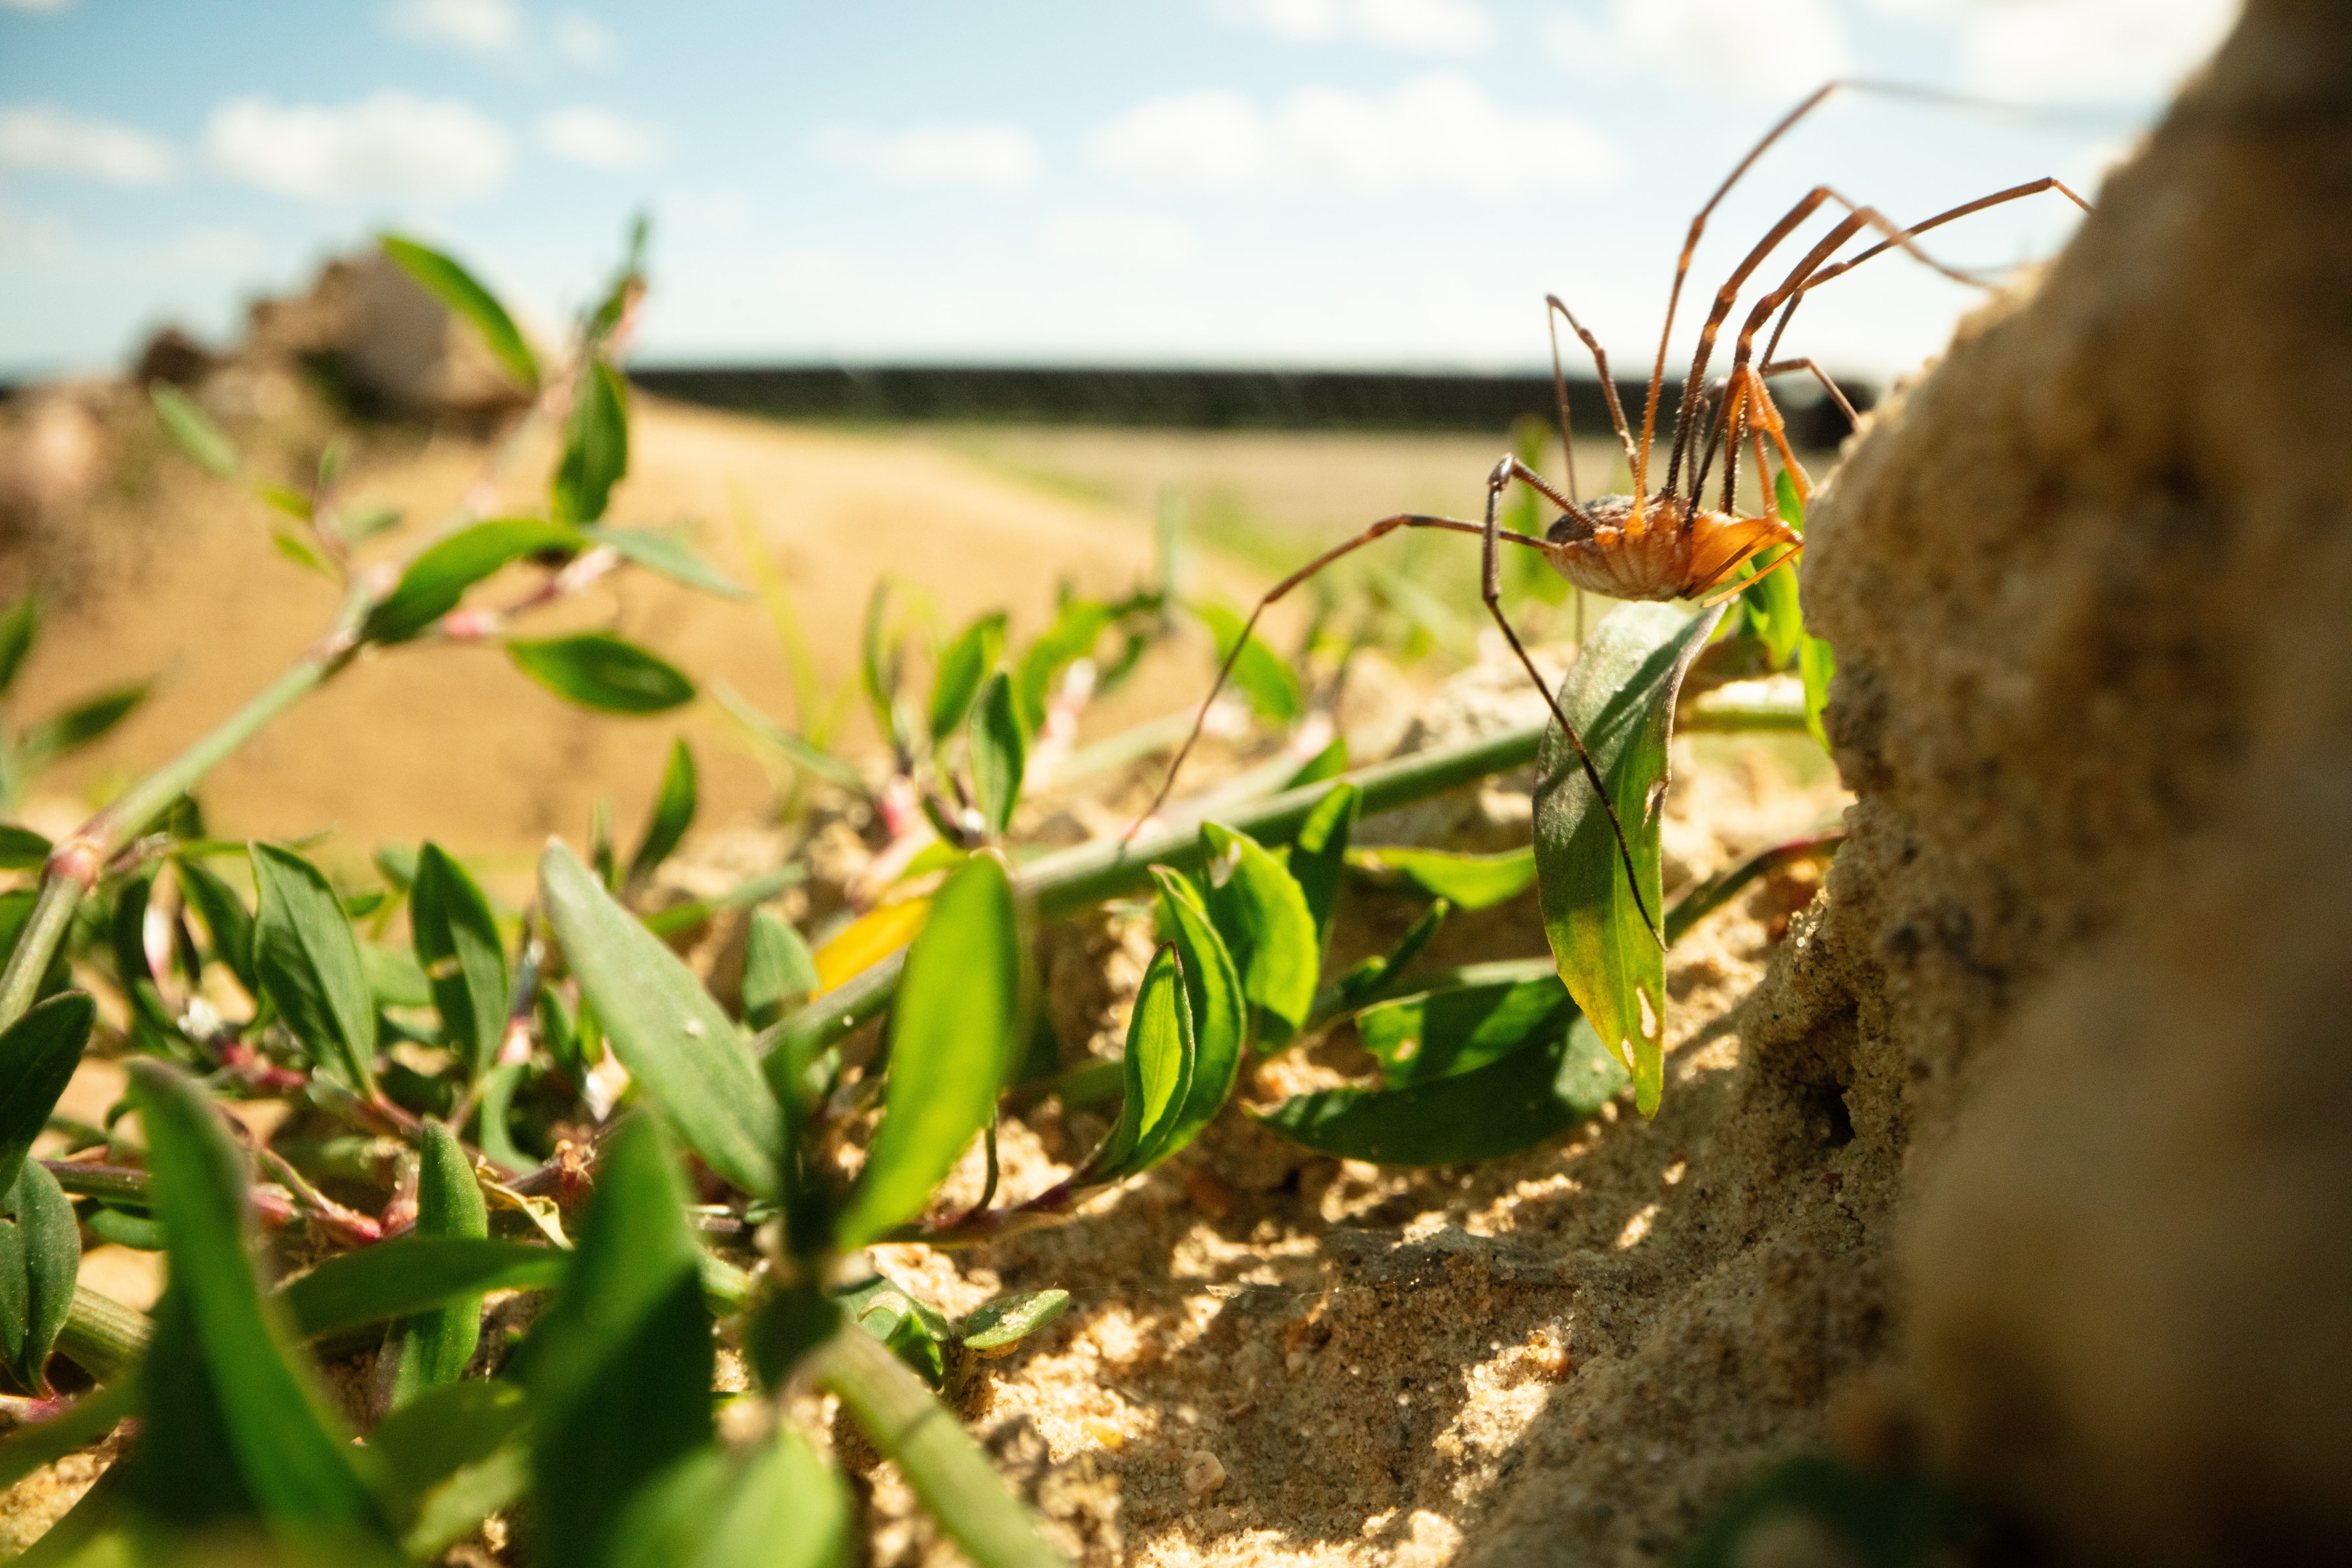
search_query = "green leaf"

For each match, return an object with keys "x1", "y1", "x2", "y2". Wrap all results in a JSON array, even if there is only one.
[
  {"x1": 968, "y1": 670, "x2": 1026, "y2": 838},
  {"x1": 1191, "y1": 600, "x2": 1301, "y2": 723},
  {"x1": 1531, "y1": 603, "x2": 1723, "y2": 1117},
  {"x1": 1801, "y1": 634, "x2": 1836, "y2": 754},
  {"x1": 381, "y1": 235, "x2": 540, "y2": 393},
  {"x1": 1357, "y1": 973, "x2": 1578, "y2": 1088},
  {"x1": 1680, "y1": 1454, "x2": 1978, "y2": 1568},
  {"x1": 741, "y1": 909, "x2": 817, "y2": 1034},
  {"x1": 0, "y1": 1161, "x2": 78, "y2": 1394},
  {"x1": 1347, "y1": 843, "x2": 1537, "y2": 910},
  {"x1": 608, "y1": 1429, "x2": 851, "y2": 1568},
  {"x1": 540, "y1": 841, "x2": 780, "y2": 1197},
  {"x1": 177, "y1": 855, "x2": 257, "y2": 994},
  {"x1": 511, "y1": 632, "x2": 695, "y2": 714},
  {"x1": 333, "y1": 504, "x2": 404, "y2": 546},
  {"x1": 410, "y1": 843, "x2": 510, "y2": 1077},
  {"x1": 86, "y1": 1206, "x2": 161, "y2": 1250},
  {"x1": 1143, "y1": 868, "x2": 1245, "y2": 1160},
  {"x1": 256, "y1": 482, "x2": 312, "y2": 521},
  {"x1": 274, "y1": 527, "x2": 337, "y2": 580},
  {"x1": 1013, "y1": 598, "x2": 1111, "y2": 734},
  {"x1": 516, "y1": 1115, "x2": 712, "y2": 1568},
  {"x1": 361, "y1": 943, "x2": 433, "y2": 1009},
  {"x1": 17, "y1": 682, "x2": 149, "y2": 772},
  {"x1": 0, "y1": 595, "x2": 39, "y2": 698},
  {"x1": 959, "y1": 1289, "x2": 1070, "y2": 1354},
  {"x1": 280, "y1": 1240, "x2": 563, "y2": 1344},
  {"x1": 386, "y1": 1123, "x2": 489, "y2": 1407},
  {"x1": 1284, "y1": 735, "x2": 1348, "y2": 790},
  {"x1": 148, "y1": 384, "x2": 239, "y2": 478},
  {"x1": 364, "y1": 518, "x2": 580, "y2": 644},
  {"x1": 251, "y1": 842, "x2": 378, "y2": 1097},
  {"x1": 1198, "y1": 822, "x2": 1318, "y2": 1042},
  {"x1": 0, "y1": 992, "x2": 93, "y2": 1202},
  {"x1": 1261, "y1": 1011, "x2": 1625, "y2": 1165},
  {"x1": 836, "y1": 855, "x2": 1021, "y2": 1247},
  {"x1": 0, "y1": 825, "x2": 48, "y2": 872},
  {"x1": 1086, "y1": 943, "x2": 1195, "y2": 1183},
  {"x1": 929, "y1": 611, "x2": 1006, "y2": 743},
  {"x1": 552, "y1": 358, "x2": 630, "y2": 525},
  {"x1": 627, "y1": 738, "x2": 698, "y2": 889},
  {"x1": 1289, "y1": 781, "x2": 1360, "y2": 953},
  {"x1": 126, "y1": 1058, "x2": 397, "y2": 1550},
  {"x1": 837, "y1": 1275, "x2": 952, "y2": 1386},
  {"x1": 369, "y1": 1376, "x2": 527, "y2": 1501},
  {"x1": 580, "y1": 524, "x2": 750, "y2": 600}
]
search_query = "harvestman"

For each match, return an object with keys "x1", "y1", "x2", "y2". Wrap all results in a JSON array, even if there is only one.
[{"x1": 1135, "y1": 82, "x2": 2090, "y2": 943}]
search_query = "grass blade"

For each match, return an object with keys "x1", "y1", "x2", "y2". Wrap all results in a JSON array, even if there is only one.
[
  {"x1": 836, "y1": 855, "x2": 1021, "y2": 1247},
  {"x1": 1531, "y1": 603, "x2": 1723, "y2": 1117},
  {"x1": 540, "y1": 840, "x2": 780, "y2": 1197},
  {"x1": 608, "y1": 1430, "x2": 851, "y2": 1568},
  {"x1": 280, "y1": 1237, "x2": 564, "y2": 1343}
]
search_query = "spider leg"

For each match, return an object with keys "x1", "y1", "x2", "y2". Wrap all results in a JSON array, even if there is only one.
[
  {"x1": 1547, "y1": 295, "x2": 1638, "y2": 487},
  {"x1": 1479, "y1": 458, "x2": 1663, "y2": 949},
  {"x1": 1761, "y1": 358, "x2": 1861, "y2": 430},
  {"x1": 1127, "y1": 510, "x2": 1555, "y2": 840}
]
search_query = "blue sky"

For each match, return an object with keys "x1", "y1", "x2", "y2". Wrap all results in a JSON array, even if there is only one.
[{"x1": 1, "y1": 0, "x2": 2232, "y2": 382}]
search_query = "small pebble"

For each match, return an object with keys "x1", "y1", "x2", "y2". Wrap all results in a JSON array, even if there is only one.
[{"x1": 1183, "y1": 1450, "x2": 1226, "y2": 1496}]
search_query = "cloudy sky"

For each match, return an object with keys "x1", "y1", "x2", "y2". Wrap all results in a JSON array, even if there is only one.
[{"x1": 1, "y1": 0, "x2": 2234, "y2": 382}]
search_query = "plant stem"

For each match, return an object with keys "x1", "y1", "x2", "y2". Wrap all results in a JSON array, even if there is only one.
[
  {"x1": 1661, "y1": 828, "x2": 1845, "y2": 945},
  {"x1": 764, "y1": 719, "x2": 1548, "y2": 1064},
  {"x1": 0, "y1": 645, "x2": 353, "y2": 1034},
  {"x1": 806, "y1": 1322, "x2": 1069, "y2": 1568},
  {"x1": 56, "y1": 1284, "x2": 154, "y2": 1380}
]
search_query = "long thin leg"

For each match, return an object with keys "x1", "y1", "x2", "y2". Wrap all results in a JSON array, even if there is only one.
[
  {"x1": 1546, "y1": 295, "x2": 1637, "y2": 480},
  {"x1": 1757, "y1": 177, "x2": 2091, "y2": 370},
  {"x1": 1477, "y1": 458, "x2": 1663, "y2": 947},
  {"x1": 1128, "y1": 510, "x2": 1558, "y2": 838},
  {"x1": 1763, "y1": 358, "x2": 1860, "y2": 429}
]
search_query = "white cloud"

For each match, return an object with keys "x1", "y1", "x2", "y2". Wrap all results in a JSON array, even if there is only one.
[
  {"x1": 811, "y1": 122, "x2": 1039, "y2": 195},
  {"x1": 0, "y1": 105, "x2": 176, "y2": 185},
  {"x1": 1090, "y1": 74, "x2": 1619, "y2": 197},
  {"x1": 537, "y1": 106, "x2": 664, "y2": 171},
  {"x1": 1213, "y1": 0, "x2": 1493, "y2": 54},
  {"x1": 1950, "y1": 0, "x2": 2235, "y2": 103},
  {"x1": 1546, "y1": 0, "x2": 1848, "y2": 92},
  {"x1": 1045, "y1": 210, "x2": 1194, "y2": 269},
  {"x1": 384, "y1": 0, "x2": 521, "y2": 56},
  {"x1": 204, "y1": 91, "x2": 512, "y2": 201},
  {"x1": 552, "y1": 12, "x2": 619, "y2": 67}
]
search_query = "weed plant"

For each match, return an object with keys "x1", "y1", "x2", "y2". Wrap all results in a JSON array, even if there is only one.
[{"x1": 0, "y1": 232, "x2": 1841, "y2": 1565}]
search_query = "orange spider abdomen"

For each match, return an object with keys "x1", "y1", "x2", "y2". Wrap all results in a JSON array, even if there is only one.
[{"x1": 1545, "y1": 495, "x2": 1799, "y2": 602}]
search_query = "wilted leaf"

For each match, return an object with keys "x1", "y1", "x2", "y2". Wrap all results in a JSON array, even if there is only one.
[
  {"x1": 411, "y1": 843, "x2": 509, "y2": 1076},
  {"x1": 365, "y1": 519, "x2": 579, "y2": 644},
  {"x1": 251, "y1": 843, "x2": 378, "y2": 1097},
  {"x1": 608, "y1": 1429, "x2": 851, "y2": 1568},
  {"x1": 959, "y1": 1288, "x2": 1070, "y2": 1354},
  {"x1": 510, "y1": 632, "x2": 694, "y2": 714},
  {"x1": 1191, "y1": 600, "x2": 1300, "y2": 723},
  {"x1": 387, "y1": 1122, "x2": 489, "y2": 1407},
  {"x1": 626, "y1": 738, "x2": 698, "y2": 890},
  {"x1": 1531, "y1": 603, "x2": 1723, "y2": 1117},
  {"x1": 929, "y1": 611, "x2": 1005, "y2": 743},
  {"x1": 1260, "y1": 1012, "x2": 1625, "y2": 1165},
  {"x1": 382, "y1": 235, "x2": 540, "y2": 393},
  {"x1": 127, "y1": 1058, "x2": 397, "y2": 1550},
  {"x1": 1347, "y1": 843, "x2": 1537, "y2": 911},
  {"x1": 1198, "y1": 823, "x2": 1317, "y2": 1042},
  {"x1": 1086, "y1": 943, "x2": 1194, "y2": 1183},
  {"x1": 540, "y1": 841, "x2": 779, "y2": 1196},
  {"x1": 149, "y1": 384, "x2": 239, "y2": 478},
  {"x1": 1288, "y1": 781, "x2": 1360, "y2": 953},
  {"x1": 741, "y1": 909, "x2": 817, "y2": 1033},
  {"x1": 969, "y1": 670, "x2": 1026, "y2": 838},
  {"x1": 581, "y1": 523, "x2": 749, "y2": 600},
  {"x1": 517, "y1": 1115, "x2": 712, "y2": 1568},
  {"x1": 836, "y1": 855, "x2": 1021, "y2": 1247}
]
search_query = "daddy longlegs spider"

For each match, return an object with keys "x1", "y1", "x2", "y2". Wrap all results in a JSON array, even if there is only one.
[{"x1": 1134, "y1": 81, "x2": 2090, "y2": 945}]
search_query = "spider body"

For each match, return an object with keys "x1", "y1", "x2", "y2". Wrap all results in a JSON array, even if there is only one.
[{"x1": 1544, "y1": 495, "x2": 1800, "y2": 602}]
